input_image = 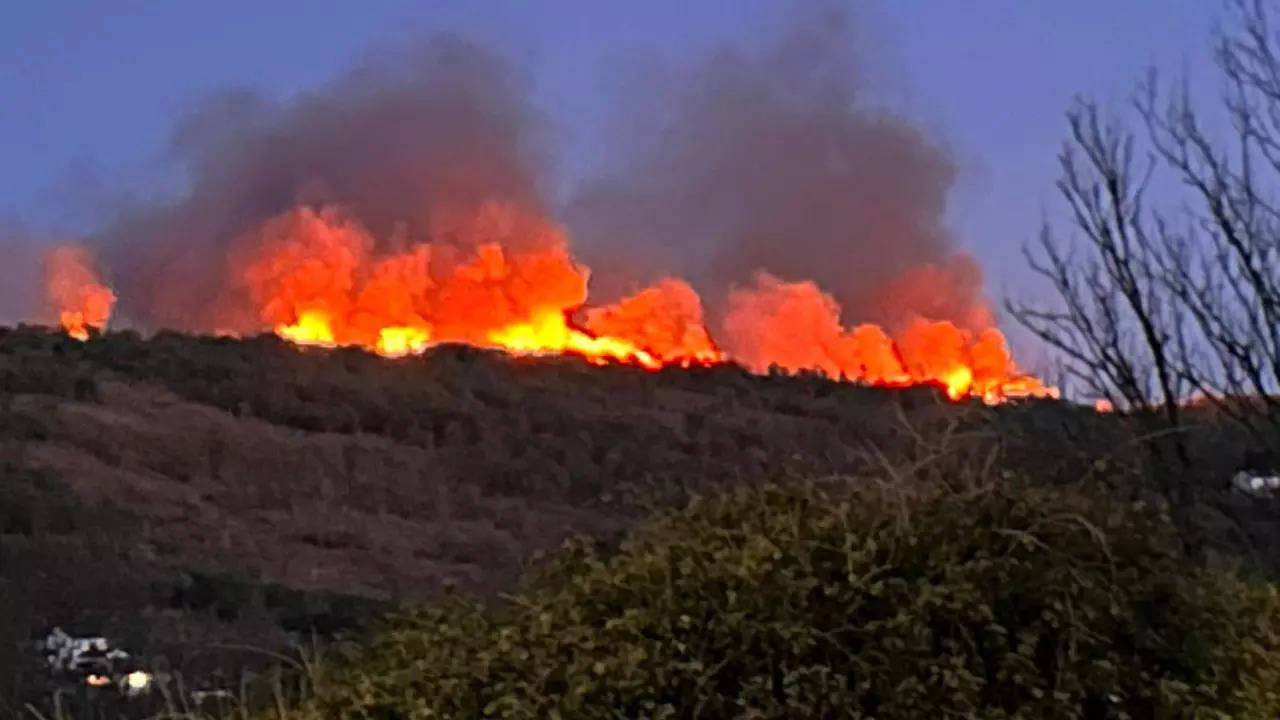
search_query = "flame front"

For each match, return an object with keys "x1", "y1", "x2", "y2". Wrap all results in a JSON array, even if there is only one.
[
  {"x1": 43, "y1": 246, "x2": 115, "y2": 340},
  {"x1": 277, "y1": 310, "x2": 336, "y2": 346},
  {"x1": 235, "y1": 204, "x2": 723, "y2": 370},
  {"x1": 488, "y1": 309, "x2": 660, "y2": 368},
  {"x1": 376, "y1": 326, "x2": 433, "y2": 357},
  {"x1": 42, "y1": 203, "x2": 1055, "y2": 403},
  {"x1": 722, "y1": 273, "x2": 1054, "y2": 402}
]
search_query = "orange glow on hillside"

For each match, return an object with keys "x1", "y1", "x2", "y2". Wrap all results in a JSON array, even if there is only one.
[
  {"x1": 234, "y1": 203, "x2": 724, "y2": 370},
  {"x1": 43, "y1": 245, "x2": 115, "y2": 340},
  {"x1": 42, "y1": 202, "x2": 1056, "y2": 403},
  {"x1": 723, "y1": 273, "x2": 1054, "y2": 403}
]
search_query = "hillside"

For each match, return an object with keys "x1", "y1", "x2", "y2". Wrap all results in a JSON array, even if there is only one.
[{"x1": 0, "y1": 326, "x2": 1271, "y2": 716}]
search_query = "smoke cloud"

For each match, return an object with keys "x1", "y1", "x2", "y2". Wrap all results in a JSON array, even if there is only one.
[
  {"x1": 565, "y1": 6, "x2": 983, "y2": 333},
  {"x1": 43, "y1": 9, "x2": 990, "y2": 339},
  {"x1": 7, "y1": 6, "x2": 1054, "y2": 402},
  {"x1": 98, "y1": 35, "x2": 548, "y2": 333}
]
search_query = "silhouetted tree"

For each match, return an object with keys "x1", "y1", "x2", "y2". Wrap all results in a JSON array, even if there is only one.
[{"x1": 1009, "y1": 0, "x2": 1280, "y2": 497}]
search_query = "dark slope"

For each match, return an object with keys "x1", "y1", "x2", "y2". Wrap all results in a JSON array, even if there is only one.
[{"x1": 0, "y1": 326, "x2": 1269, "y2": 715}]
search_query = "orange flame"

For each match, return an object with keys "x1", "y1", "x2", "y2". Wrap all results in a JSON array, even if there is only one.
[
  {"x1": 234, "y1": 206, "x2": 1054, "y2": 401},
  {"x1": 723, "y1": 273, "x2": 1055, "y2": 403},
  {"x1": 43, "y1": 245, "x2": 115, "y2": 340},
  {"x1": 376, "y1": 326, "x2": 433, "y2": 357},
  {"x1": 277, "y1": 309, "x2": 337, "y2": 346},
  {"x1": 582, "y1": 278, "x2": 723, "y2": 367},
  {"x1": 487, "y1": 309, "x2": 658, "y2": 367},
  {"x1": 34, "y1": 203, "x2": 1056, "y2": 403},
  {"x1": 235, "y1": 204, "x2": 723, "y2": 369}
]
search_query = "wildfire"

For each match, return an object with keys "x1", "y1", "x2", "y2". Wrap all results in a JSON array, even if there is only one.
[
  {"x1": 39, "y1": 202, "x2": 1056, "y2": 403},
  {"x1": 43, "y1": 245, "x2": 115, "y2": 340},
  {"x1": 721, "y1": 273, "x2": 1053, "y2": 402},
  {"x1": 277, "y1": 310, "x2": 336, "y2": 346},
  {"x1": 488, "y1": 309, "x2": 660, "y2": 368},
  {"x1": 235, "y1": 204, "x2": 725, "y2": 369},
  {"x1": 582, "y1": 278, "x2": 724, "y2": 368},
  {"x1": 376, "y1": 326, "x2": 433, "y2": 357}
]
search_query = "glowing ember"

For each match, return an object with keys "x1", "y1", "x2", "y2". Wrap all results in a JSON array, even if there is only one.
[{"x1": 43, "y1": 246, "x2": 115, "y2": 340}]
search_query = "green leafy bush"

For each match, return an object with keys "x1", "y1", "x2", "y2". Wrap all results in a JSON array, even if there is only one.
[{"x1": 284, "y1": 480, "x2": 1280, "y2": 719}]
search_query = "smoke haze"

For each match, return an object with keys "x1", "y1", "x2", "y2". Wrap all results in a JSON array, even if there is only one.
[
  {"x1": 565, "y1": 6, "x2": 984, "y2": 334},
  {"x1": 97, "y1": 36, "x2": 548, "y2": 333},
  {"x1": 8, "y1": 4, "x2": 1043, "y2": 402}
]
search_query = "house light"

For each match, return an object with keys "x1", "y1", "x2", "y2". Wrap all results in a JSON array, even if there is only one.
[{"x1": 123, "y1": 670, "x2": 153, "y2": 695}]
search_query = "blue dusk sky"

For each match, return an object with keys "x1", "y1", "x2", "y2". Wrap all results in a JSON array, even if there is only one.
[{"x1": 0, "y1": 1, "x2": 1225, "y2": 350}]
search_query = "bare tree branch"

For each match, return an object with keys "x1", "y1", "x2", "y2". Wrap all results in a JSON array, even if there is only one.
[{"x1": 1009, "y1": 1, "x2": 1280, "y2": 503}]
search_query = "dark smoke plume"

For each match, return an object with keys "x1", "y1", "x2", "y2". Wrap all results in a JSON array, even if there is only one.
[
  {"x1": 565, "y1": 7, "x2": 981, "y2": 332},
  {"x1": 32, "y1": 5, "x2": 989, "y2": 343},
  {"x1": 98, "y1": 36, "x2": 547, "y2": 333}
]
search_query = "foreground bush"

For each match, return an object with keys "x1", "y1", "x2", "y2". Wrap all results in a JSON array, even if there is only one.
[{"x1": 289, "y1": 480, "x2": 1280, "y2": 719}]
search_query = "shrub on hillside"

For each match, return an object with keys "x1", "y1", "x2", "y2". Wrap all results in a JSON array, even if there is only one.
[{"x1": 282, "y1": 478, "x2": 1280, "y2": 719}]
